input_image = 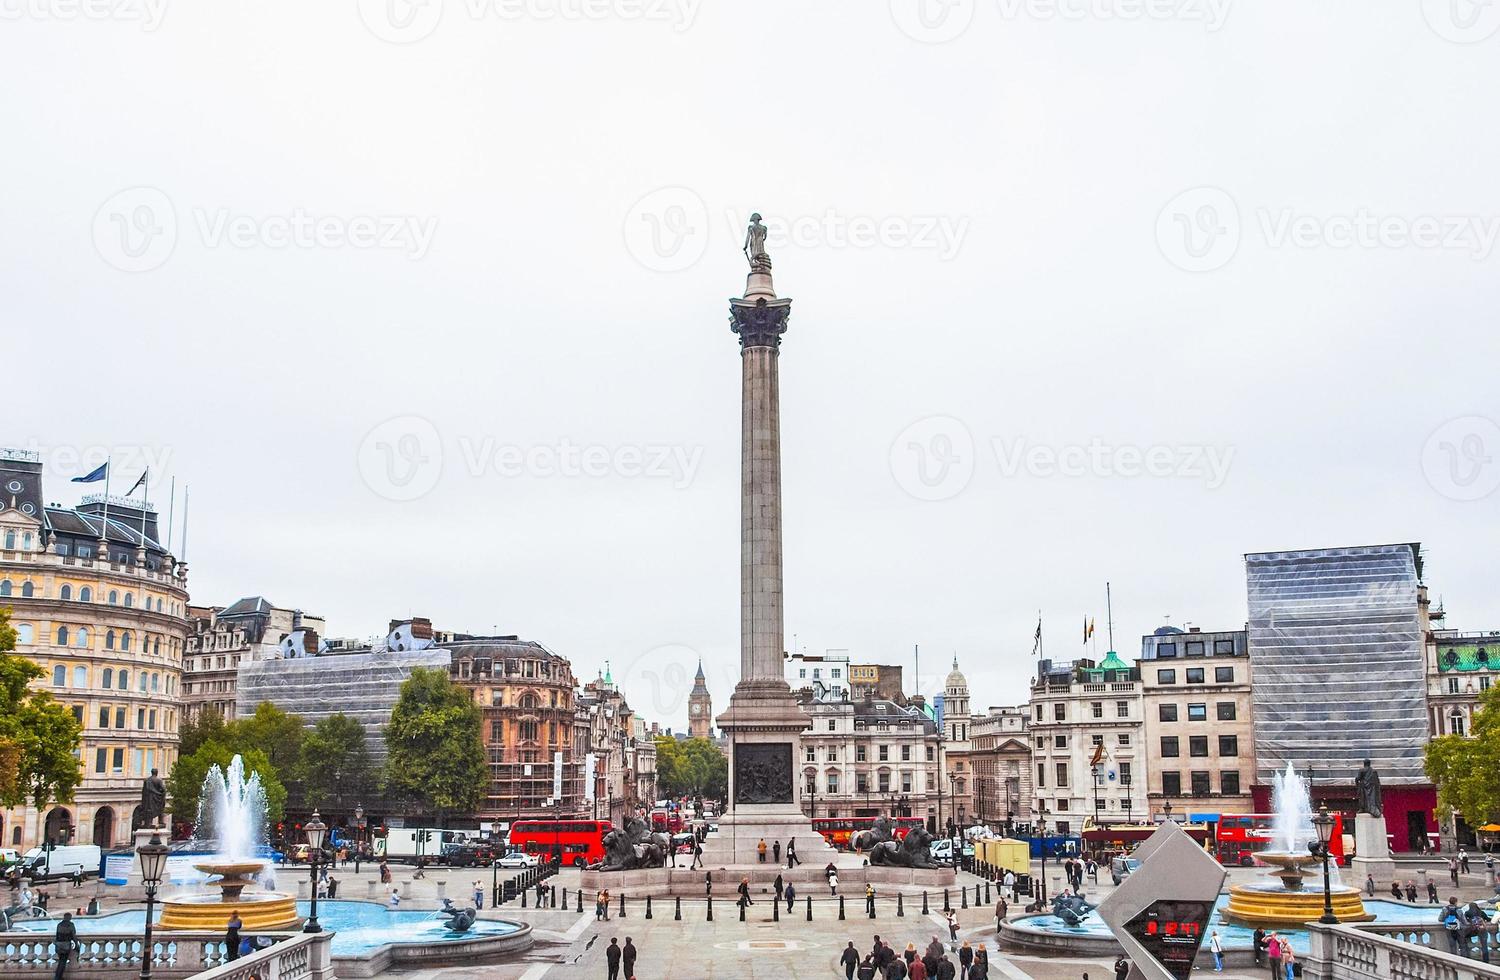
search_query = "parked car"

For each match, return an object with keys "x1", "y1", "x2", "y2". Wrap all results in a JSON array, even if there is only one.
[
  {"x1": 443, "y1": 843, "x2": 496, "y2": 867},
  {"x1": 17, "y1": 845, "x2": 102, "y2": 882},
  {"x1": 495, "y1": 851, "x2": 539, "y2": 869}
]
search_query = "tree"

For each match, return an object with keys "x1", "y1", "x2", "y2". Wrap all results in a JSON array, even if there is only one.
[
  {"x1": 299, "y1": 713, "x2": 372, "y2": 810},
  {"x1": 0, "y1": 608, "x2": 83, "y2": 810},
  {"x1": 383, "y1": 667, "x2": 486, "y2": 823},
  {"x1": 654, "y1": 735, "x2": 727, "y2": 802},
  {"x1": 168, "y1": 742, "x2": 286, "y2": 827},
  {"x1": 1426, "y1": 684, "x2": 1500, "y2": 826},
  {"x1": 179, "y1": 706, "x2": 227, "y2": 757},
  {"x1": 233, "y1": 702, "x2": 305, "y2": 774}
]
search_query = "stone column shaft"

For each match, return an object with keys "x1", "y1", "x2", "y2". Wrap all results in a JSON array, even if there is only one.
[{"x1": 741, "y1": 344, "x2": 783, "y2": 683}]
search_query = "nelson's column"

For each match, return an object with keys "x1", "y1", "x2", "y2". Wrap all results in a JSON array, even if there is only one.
[{"x1": 702, "y1": 215, "x2": 837, "y2": 865}]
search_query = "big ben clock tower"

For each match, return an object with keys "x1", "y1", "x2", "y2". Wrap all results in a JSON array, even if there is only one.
[{"x1": 688, "y1": 660, "x2": 712, "y2": 739}]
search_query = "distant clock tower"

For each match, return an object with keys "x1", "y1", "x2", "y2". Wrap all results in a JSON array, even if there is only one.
[{"x1": 688, "y1": 660, "x2": 712, "y2": 739}]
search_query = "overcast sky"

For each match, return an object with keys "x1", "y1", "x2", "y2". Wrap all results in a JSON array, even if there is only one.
[{"x1": 5, "y1": 0, "x2": 1499, "y2": 731}]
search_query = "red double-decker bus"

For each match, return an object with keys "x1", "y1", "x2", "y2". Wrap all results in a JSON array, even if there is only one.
[
  {"x1": 1216, "y1": 813, "x2": 1348, "y2": 867},
  {"x1": 650, "y1": 809, "x2": 684, "y2": 835},
  {"x1": 508, "y1": 820, "x2": 613, "y2": 867},
  {"x1": 812, "y1": 816, "x2": 925, "y2": 850}
]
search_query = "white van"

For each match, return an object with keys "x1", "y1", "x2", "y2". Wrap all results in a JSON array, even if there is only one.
[{"x1": 20, "y1": 845, "x2": 102, "y2": 881}]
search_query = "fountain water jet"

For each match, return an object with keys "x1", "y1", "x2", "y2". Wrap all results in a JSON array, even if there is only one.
[
  {"x1": 1223, "y1": 762, "x2": 1373, "y2": 926},
  {"x1": 158, "y1": 755, "x2": 300, "y2": 931}
]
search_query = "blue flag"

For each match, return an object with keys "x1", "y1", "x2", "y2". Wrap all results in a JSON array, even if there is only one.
[{"x1": 72, "y1": 462, "x2": 108, "y2": 484}]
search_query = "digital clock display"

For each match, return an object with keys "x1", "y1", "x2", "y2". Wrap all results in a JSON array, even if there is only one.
[{"x1": 1122, "y1": 899, "x2": 1215, "y2": 980}]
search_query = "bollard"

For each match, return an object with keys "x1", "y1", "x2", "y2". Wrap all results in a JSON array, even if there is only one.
[
  {"x1": 577, "y1": 889, "x2": 583, "y2": 913},
  {"x1": 562, "y1": 887, "x2": 567, "y2": 907},
  {"x1": 897, "y1": 893, "x2": 905, "y2": 917},
  {"x1": 962, "y1": 885, "x2": 969, "y2": 909},
  {"x1": 985, "y1": 881, "x2": 991, "y2": 904},
  {"x1": 707, "y1": 897, "x2": 714, "y2": 922},
  {"x1": 806, "y1": 895, "x2": 812, "y2": 921},
  {"x1": 739, "y1": 900, "x2": 746, "y2": 921},
  {"x1": 646, "y1": 896, "x2": 653, "y2": 920},
  {"x1": 773, "y1": 897, "x2": 780, "y2": 922},
  {"x1": 922, "y1": 891, "x2": 930, "y2": 916},
  {"x1": 521, "y1": 889, "x2": 528, "y2": 908},
  {"x1": 674, "y1": 896, "x2": 682, "y2": 921},
  {"x1": 619, "y1": 894, "x2": 627, "y2": 918},
  {"x1": 838, "y1": 896, "x2": 846, "y2": 920},
  {"x1": 868, "y1": 895, "x2": 876, "y2": 919}
]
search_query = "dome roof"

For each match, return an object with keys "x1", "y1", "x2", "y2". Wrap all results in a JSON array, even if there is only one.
[{"x1": 945, "y1": 655, "x2": 968, "y2": 690}]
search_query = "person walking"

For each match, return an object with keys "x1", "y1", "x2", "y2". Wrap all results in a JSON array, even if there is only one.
[
  {"x1": 1266, "y1": 931, "x2": 1282, "y2": 980},
  {"x1": 1406, "y1": 880, "x2": 1419, "y2": 903},
  {"x1": 1390, "y1": 881, "x2": 1403, "y2": 900},
  {"x1": 787, "y1": 837, "x2": 799, "y2": 868},
  {"x1": 858, "y1": 955, "x2": 878, "y2": 980},
  {"x1": 774, "y1": 873, "x2": 784, "y2": 905},
  {"x1": 995, "y1": 896, "x2": 1006, "y2": 933},
  {"x1": 388, "y1": 887, "x2": 400, "y2": 909},
  {"x1": 1281, "y1": 947, "x2": 1296, "y2": 980},
  {"x1": 1442, "y1": 896, "x2": 1465, "y2": 955},
  {"x1": 866, "y1": 883, "x2": 877, "y2": 917},
  {"x1": 958, "y1": 942, "x2": 973, "y2": 977},
  {"x1": 737, "y1": 876, "x2": 753, "y2": 909},
  {"x1": 946, "y1": 908, "x2": 959, "y2": 942},
  {"x1": 1460, "y1": 848, "x2": 1472, "y2": 875},
  {"x1": 52, "y1": 912, "x2": 76, "y2": 980},
  {"x1": 841, "y1": 941, "x2": 860, "y2": 980},
  {"x1": 473, "y1": 880, "x2": 484, "y2": 910},
  {"x1": 691, "y1": 839, "x2": 703, "y2": 870},
  {"x1": 785, "y1": 880, "x2": 797, "y2": 913},
  {"x1": 225, "y1": 911, "x2": 243, "y2": 962},
  {"x1": 757, "y1": 839, "x2": 768, "y2": 863},
  {"x1": 829, "y1": 869, "x2": 840, "y2": 895},
  {"x1": 605, "y1": 937, "x2": 622, "y2": 980},
  {"x1": 1465, "y1": 901, "x2": 1492, "y2": 963},
  {"x1": 1252, "y1": 927, "x2": 1266, "y2": 966},
  {"x1": 909, "y1": 952, "x2": 928, "y2": 980},
  {"x1": 1364, "y1": 873, "x2": 1375, "y2": 897},
  {"x1": 622, "y1": 937, "x2": 637, "y2": 978},
  {"x1": 974, "y1": 944, "x2": 989, "y2": 979},
  {"x1": 773, "y1": 840, "x2": 782, "y2": 865},
  {"x1": 1451, "y1": 857, "x2": 1461, "y2": 887},
  {"x1": 1210, "y1": 930, "x2": 1223, "y2": 972},
  {"x1": 1428, "y1": 879, "x2": 1440, "y2": 904}
]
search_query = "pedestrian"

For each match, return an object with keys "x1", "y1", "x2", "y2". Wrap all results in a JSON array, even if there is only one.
[
  {"x1": 785, "y1": 881, "x2": 796, "y2": 912},
  {"x1": 1114, "y1": 955, "x2": 1130, "y2": 980},
  {"x1": 1460, "y1": 848, "x2": 1471, "y2": 875},
  {"x1": 866, "y1": 883, "x2": 877, "y2": 917},
  {"x1": 887, "y1": 955, "x2": 909, "y2": 980},
  {"x1": 622, "y1": 937, "x2": 637, "y2": 977},
  {"x1": 606, "y1": 937, "x2": 622, "y2": 980},
  {"x1": 1465, "y1": 901, "x2": 1492, "y2": 963},
  {"x1": 1266, "y1": 931, "x2": 1282, "y2": 980},
  {"x1": 995, "y1": 896, "x2": 1006, "y2": 933},
  {"x1": 473, "y1": 880, "x2": 483, "y2": 910},
  {"x1": 1443, "y1": 896, "x2": 1465, "y2": 955},
  {"x1": 858, "y1": 956, "x2": 878, "y2": 980},
  {"x1": 691, "y1": 839, "x2": 703, "y2": 870},
  {"x1": 909, "y1": 953, "x2": 928, "y2": 980},
  {"x1": 1210, "y1": 930, "x2": 1223, "y2": 972},
  {"x1": 326, "y1": 875, "x2": 338, "y2": 899},
  {"x1": 737, "y1": 876, "x2": 753, "y2": 909},
  {"x1": 52, "y1": 912, "x2": 76, "y2": 980},
  {"x1": 773, "y1": 840, "x2": 782, "y2": 865},
  {"x1": 757, "y1": 838, "x2": 767, "y2": 863},
  {"x1": 1003, "y1": 869, "x2": 1015, "y2": 900},
  {"x1": 975, "y1": 944, "x2": 989, "y2": 979},
  {"x1": 1451, "y1": 857, "x2": 1461, "y2": 887},
  {"x1": 787, "y1": 837, "x2": 798, "y2": 868},
  {"x1": 936, "y1": 953, "x2": 956, "y2": 980},
  {"x1": 1364, "y1": 873, "x2": 1375, "y2": 897},
  {"x1": 379, "y1": 860, "x2": 391, "y2": 884},
  {"x1": 387, "y1": 887, "x2": 400, "y2": 909},
  {"x1": 1252, "y1": 927, "x2": 1266, "y2": 966},
  {"x1": 774, "y1": 873, "x2": 784, "y2": 904},
  {"x1": 1390, "y1": 881, "x2": 1402, "y2": 900},
  {"x1": 1406, "y1": 880, "x2": 1419, "y2": 903},
  {"x1": 602, "y1": 889, "x2": 612, "y2": 919},
  {"x1": 1282, "y1": 946, "x2": 1296, "y2": 980},
  {"x1": 958, "y1": 941, "x2": 973, "y2": 976},
  {"x1": 947, "y1": 908, "x2": 959, "y2": 942},
  {"x1": 1428, "y1": 880, "x2": 1440, "y2": 904},
  {"x1": 842, "y1": 941, "x2": 860, "y2": 980},
  {"x1": 830, "y1": 869, "x2": 840, "y2": 895},
  {"x1": 225, "y1": 910, "x2": 242, "y2": 962}
]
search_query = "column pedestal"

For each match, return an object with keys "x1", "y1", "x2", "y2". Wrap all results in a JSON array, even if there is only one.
[{"x1": 1350, "y1": 813, "x2": 1396, "y2": 886}]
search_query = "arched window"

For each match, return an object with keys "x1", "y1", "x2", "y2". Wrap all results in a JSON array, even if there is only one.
[
  {"x1": 75, "y1": 628, "x2": 89, "y2": 648},
  {"x1": 16, "y1": 624, "x2": 32, "y2": 644},
  {"x1": 124, "y1": 593, "x2": 133, "y2": 608},
  {"x1": 103, "y1": 667, "x2": 114, "y2": 689},
  {"x1": 1451, "y1": 712, "x2": 1467, "y2": 737},
  {"x1": 106, "y1": 630, "x2": 116, "y2": 650},
  {"x1": 0, "y1": 580, "x2": 10, "y2": 596},
  {"x1": 74, "y1": 665, "x2": 87, "y2": 687},
  {"x1": 151, "y1": 673, "x2": 160, "y2": 692},
  {"x1": 79, "y1": 587, "x2": 92, "y2": 603},
  {"x1": 520, "y1": 693, "x2": 540, "y2": 712},
  {"x1": 108, "y1": 590, "x2": 118, "y2": 605},
  {"x1": 22, "y1": 532, "x2": 31, "y2": 550},
  {"x1": 118, "y1": 669, "x2": 129, "y2": 690},
  {"x1": 121, "y1": 632, "x2": 133, "y2": 653},
  {"x1": 152, "y1": 637, "x2": 160, "y2": 655},
  {"x1": 56, "y1": 626, "x2": 69, "y2": 645},
  {"x1": 21, "y1": 581, "x2": 33, "y2": 598},
  {"x1": 138, "y1": 671, "x2": 148, "y2": 692},
  {"x1": 3, "y1": 531, "x2": 14, "y2": 549},
  {"x1": 52, "y1": 664, "x2": 66, "y2": 686},
  {"x1": 59, "y1": 585, "x2": 72, "y2": 601}
]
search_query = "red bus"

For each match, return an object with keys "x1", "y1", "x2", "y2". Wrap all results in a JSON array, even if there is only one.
[
  {"x1": 812, "y1": 816, "x2": 925, "y2": 850},
  {"x1": 650, "y1": 810, "x2": 684, "y2": 834},
  {"x1": 508, "y1": 820, "x2": 613, "y2": 868},
  {"x1": 1216, "y1": 813, "x2": 1348, "y2": 867}
]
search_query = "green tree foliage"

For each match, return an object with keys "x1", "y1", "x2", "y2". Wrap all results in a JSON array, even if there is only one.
[
  {"x1": 654, "y1": 735, "x2": 727, "y2": 801},
  {"x1": 0, "y1": 608, "x2": 84, "y2": 810},
  {"x1": 1426, "y1": 684, "x2": 1500, "y2": 826},
  {"x1": 383, "y1": 667, "x2": 486, "y2": 822},
  {"x1": 168, "y1": 742, "x2": 286, "y2": 826},
  {"x1": 299, "y1": 713, "x2": 373, "y2": 810},
  {"x1": 179, "y1": 706, "x2": 227, "y2": 757},
  {"x1": 234, "y1": 702, "x2": 306, "y2": 774}
]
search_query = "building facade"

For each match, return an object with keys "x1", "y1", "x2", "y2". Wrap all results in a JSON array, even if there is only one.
[
  {"x1": 1027, "y1": 653, "x2": 1144, "y2": 836},
  {"x1": 1425, "y1": 626, "x2": 1499, "y2": 850},
  {"x1": 849, "y1": 663, "x2": 904, "y2": 703},
  {"x1": 184, "y1": 599, "x2": 323, "y2": 721},
  {"x1": 967, "y1": 705, "x2": 1033, "y2": 833},
  {"x1": 797, "y1": 693, "x2": 942, "y2": 826},
  {"x1": 0, "y1": 449, "x2": 190, "y2": 850},
  {"x1": 785, "y1": 651, "x2": 850, "y2": 702},
  {"x1": 939, "y1": 657, "x2": 975, "y2": 830},
  {"x1": 1138, "y1": 626, "x2": 1256, "y2": 820},
  {"x1": 576, "y1": 668, "x2": 656, "y2": 824}
]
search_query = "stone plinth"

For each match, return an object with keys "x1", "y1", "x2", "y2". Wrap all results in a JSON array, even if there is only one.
[
  {"x1": 578, "y1": 863, "x2": 956, "y2": 898},
  {"x1": 1350, "y1": 812, "x2": 1396, "y2": 885}
]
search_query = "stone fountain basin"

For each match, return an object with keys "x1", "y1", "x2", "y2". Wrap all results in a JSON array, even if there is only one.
[{"x1": 193, "y1": 860, "x2": 268, "y2": 877}]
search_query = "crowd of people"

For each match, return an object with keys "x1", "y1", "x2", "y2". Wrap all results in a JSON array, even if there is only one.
[{"x1": 839, "y1": 934, "x2": 995, "y2": 980}]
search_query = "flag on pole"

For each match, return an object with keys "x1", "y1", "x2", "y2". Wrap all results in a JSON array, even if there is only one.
[
  {"x1": 72, "y1": 462, "x2": 108, "y2": 483},
  {"x1": 1031, "y1": 616, "x2": 1043, "y2": 656},
  {"x1": 1084, "y1": 617, "x2": 1095, "y2": 644},
  {"x1": 127, "y1": 470, "x2": 148, "y2": 495}
]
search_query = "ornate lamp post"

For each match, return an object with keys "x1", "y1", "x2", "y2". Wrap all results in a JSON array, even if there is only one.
[
  {"x1": 1312, "y1": 805, "x2": 1339, "y2": 924},
  {"x1": 1163, "y1": 799, "x2": 1174, "y2": 824},
  {"x1": 947, "y1": 772, "x2": 959, "y2": 869},
  {"x1": 1034, "y1": 804, "x2": 1050, "y2": 905},
  {"x1": 353, "y1": 803, "x2": 366, "y2": 872},
  {"x1": 136, "y1": 829, "x2": 170, "y2": 980},
  {"x1": 304, "y1": 811, "x2": 327, "y2": 934}
]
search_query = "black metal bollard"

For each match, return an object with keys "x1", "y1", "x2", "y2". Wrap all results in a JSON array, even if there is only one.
[
  {"x1": 868, "y1": 896, "x2": 876, "y2": 919},
  {"x1": 897, "y1": 893, "x2": 905, "y2": 917},
  {"x1": 962, "y1": 885, "x2": 969, "y2": 909},
  {"x1": 619, "y1": 894, "x2": 627, "y2": 918},
  {"x1": 985, "y1": 881, "x2": 991, "y2": 904},
  {"x1": 674, "y1": 896, "x2": 682, "y2": 921},
  {"x1": 773, "y1": 897, "x2": 780, "y2": 921},
  {"x1": 922, "y1": 891, "x2": 930, "y2": 916},
  {"x1": 838, "y1": 895, "x2": 845, "y2": 920},
  {"x1": 577, "y1": 889, "x2": 583, "y2": 913},
  {"x1": 561, "y1": 887, "x2": 567, "y2": 907},
  {"x1": 943, "y1": 889, "x2": 950, "y2": 911},
  {"x1": 806, "y1": 895, "x2": 812, "y2": 921},
  {"x1": 707, "y1": 897, "x2": 714, "y2": 922},
  {"x1": 521, "y1": 889, "x2": 528, "y2": 908},
  {"x1": 646, "y1": 896, "x2": 653, "y2": 919},
  {"x1": 739, "y1": 900, "x2": 746, "y2": 921}
]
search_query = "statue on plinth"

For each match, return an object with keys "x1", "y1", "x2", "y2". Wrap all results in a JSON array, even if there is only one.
[
  {"x1": 590, "y1": 814, "x2": 670, "y2": 872},
  {"x1": 1051, "y1": 892, "x2": 1097, "y2": 926},
  {"x1": 139, "y1": 768, "x2": 167, "y2": 828},
  {"x1": 743, "y1": 213, "x2": 771, "y2": 272},
  {"x1": 855, "y1": 817, "x2": 941, "y2": 869},
  {"x1": 1355, "y1": 759, "x2": 1383, "y2": 818},
  {"x1": 439, "y1": 898, "x2": 477, "y2": 932}
]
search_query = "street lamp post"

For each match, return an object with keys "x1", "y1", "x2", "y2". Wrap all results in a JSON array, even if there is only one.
[
  {"x1": 1034, "y1": 805, "x2": 1049, "y2": 906},
  {"x1": 1091, "y1": 765, "x2": 1101, "y2": 828},
  {"x1": 947, "y1": 772, "x2": 959, "y2": 869},
  {"x1": 1163, "y1": 800, "x2": 1174, "y2": 824},
  {"x1": 136, "y1": 828, "x2": 169, "y2": 980},
  {"x1": 1312, "y1": 805, "x2": 1339, "y2": 925},
  {"x1": 353, "y1": 803, "x2": 366, "y2": 873},
  {"x1": 304, "y1": 811, "x2": 327, "y2": 934}
]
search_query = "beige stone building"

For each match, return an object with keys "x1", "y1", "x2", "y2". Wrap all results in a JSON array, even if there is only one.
[
  {"x1": 184, "y1": 599, "x2": 324, "y2": 721},
  {"x1": 798, "y1": 693, "x2": 942, "y2": 825},
  {"x1": 1138, "y1": 626, "x2": 1256, "y2": 821},
  {"x1": 0, "y1": 449, "x2": 190, "y2": 850},
  {"x1": 967, "y1": 705, "x2": 1033, "y2": 833}
]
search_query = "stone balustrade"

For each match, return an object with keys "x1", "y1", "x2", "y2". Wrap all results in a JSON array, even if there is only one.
[
  {"x1": 0, "y1": 930, "x2": 331, "y2": 980},
  {"x1": 1306, "y1": 921, "x2": 1500, "y2": 980}
]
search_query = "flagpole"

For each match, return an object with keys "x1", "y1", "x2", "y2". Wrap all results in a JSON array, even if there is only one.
[
  {"x1": 99, "y1": 457, "x2": 112, "y2": 559},
  {"x1": 180, "y1": 486, "x2": 190, "y2": 563},
  {"x1": 165, "y1": 477, "x2": 176, "y2": 553},
  {"x1": 1106, "y1": 582, "x2": 1115, "y2": 651},
  {"x1": 138, "y1": 471, "x2": 150, "y2": 550}
]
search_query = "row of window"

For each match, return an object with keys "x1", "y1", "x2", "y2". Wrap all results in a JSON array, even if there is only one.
[
  {"x1": 1154, "y1": 638, "x2": 1237, "y2": 658},
  {"x1": 1159, "y1": 734, "x2": 1239, "y2": 758},
  {"x1": 1155, "y1": 666, "x2": 1235, "y2": 685},
  {"x1": 1037, "y1": 761, "x2": 1134, "y2": 789},
  {"x1": 2, "y1": 530, "x2": 37, "y2": 551},
  {"x1": 90, "y1": 745, "x2": 171, "y2": 776},
  {"x1": 50, "y1": 663, "x2": 177, "y2": 695},
  {"x1": 1160, "y1": 770, "x2": 1242, "y2": 796},
  {"x1": 1157, "y1": 701, "x2": 1238, "y2": 722},
  {"x1": 26, "y1": 624, "x2": 175, "y2": 657},
  {"x1": 1039, "y1": 732, "x2": 1131, "y2": 750},
  {"x1": 0, "y1": 578, "x2": 171, "y2": 612},
  {"x1": 88, "y1": 703, "x2": 177, "y2": 732}
]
